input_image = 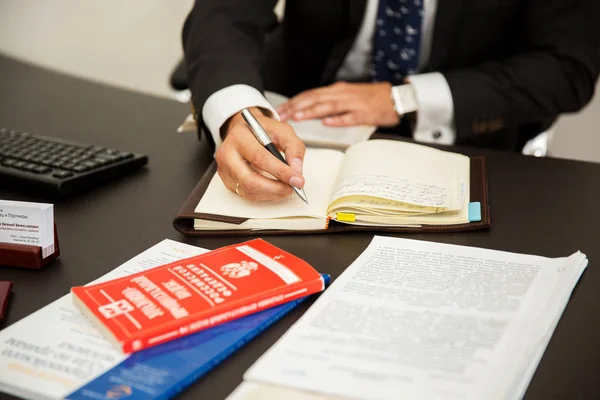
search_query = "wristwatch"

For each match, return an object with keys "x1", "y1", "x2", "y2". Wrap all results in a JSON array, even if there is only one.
[{"x1": 391, "y1": 84, "x2": 419, "y2": 116}]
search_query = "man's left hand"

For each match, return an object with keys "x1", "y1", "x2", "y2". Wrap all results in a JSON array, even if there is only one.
[{"x1": 277, "y1": 82, "x2": 400, "y2": 127}]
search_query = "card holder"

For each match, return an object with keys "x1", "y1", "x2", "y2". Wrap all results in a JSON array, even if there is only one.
[
  {"x1": 0, "y1": 224, "x2": 60, "y2": 269},
  {"x1": 0, "y1": 280, "x2": 12, "y2": 322}
]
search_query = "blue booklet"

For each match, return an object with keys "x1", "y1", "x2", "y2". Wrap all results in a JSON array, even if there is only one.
[{"x1": 67, "y1": 274, "x2": 330, "y2": 400}]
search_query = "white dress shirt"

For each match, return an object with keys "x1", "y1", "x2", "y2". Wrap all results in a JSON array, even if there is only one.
[{"x1": 202, "y1": 0, "x2": 455, "y2": 147}]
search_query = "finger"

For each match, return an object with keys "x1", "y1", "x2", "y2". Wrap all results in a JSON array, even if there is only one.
[
  {"x1": 217, "y1": 125, "x2": 296, "y2": 201},
  {"x1": 280, "y1": 84, "x2": 347, "y2": 119},
  {"x1": 323, "y1": 112, "x2": 360, "y2": 127},
  {"x1": 222, "y1": 152, "x2": 294, "y2": 202},
  {"x1": 276, "y1": 104, "x2": 291, "y2": 120},
  {"x1": 288, "y1": 94, "x2": 344, "y2": 121},
  {"x1": 231, "y1": 122, "x2": 305, "y2": 189},
  {"x1": 299, "y1": 99, "x2": 357, "y2": 120},
  {"x1": 217, "y1": 165, "x2": 237, "y2": 192},
  {"x1": 277, "y1": 103, "x2": 292, "y2": 121},
  {"x1": 278, "y1": 91, "x2": 322, "y2": 115},
  {"x1": 259, "y1": 118, "x2": 306, "y2": 176},
  {"x1": 216, "y1": 149, "x2": 249, "y2": 195}
]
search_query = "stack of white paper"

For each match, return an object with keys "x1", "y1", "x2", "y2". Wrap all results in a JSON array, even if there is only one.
[{"x1": 228, "y1": 236, "x2": 588, "y2": 400}]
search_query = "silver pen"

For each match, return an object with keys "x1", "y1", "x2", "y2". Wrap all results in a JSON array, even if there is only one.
[{"x1": 241, "y1": 108, "x2": 308, "y2": 204}]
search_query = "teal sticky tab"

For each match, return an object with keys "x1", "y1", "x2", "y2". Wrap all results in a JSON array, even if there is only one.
[{"x1": 468, "y1": 202, "x2": 482, "y2": 222}]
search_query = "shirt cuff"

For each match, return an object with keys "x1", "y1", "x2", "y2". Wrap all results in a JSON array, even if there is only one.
[
  {"x1": 407, "y1": 72, "x2": 456, "y2": 145},
  {"x1": 201, "y1": 84, "x2": 280, "y2": 148}
]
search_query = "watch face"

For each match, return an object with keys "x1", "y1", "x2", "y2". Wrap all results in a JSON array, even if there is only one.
[{"x1": 396, "y1": 85, "x2": 418, "y2": 114}]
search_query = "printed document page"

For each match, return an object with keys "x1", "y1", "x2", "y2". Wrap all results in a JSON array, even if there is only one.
[
  {"x1": 244, "y1": 236, "x2": 587, "y2": 400},
  {"x1": 0, "y1": 239, "x2": 208, "y2": 400},
  {"x1": 227, "y1": 381, "x2": 344, "y2": 400}
]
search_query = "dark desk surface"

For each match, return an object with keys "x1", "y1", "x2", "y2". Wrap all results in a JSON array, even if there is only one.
[{"x1": 0, "y1": 55, "x2": 599, "y2": 399}]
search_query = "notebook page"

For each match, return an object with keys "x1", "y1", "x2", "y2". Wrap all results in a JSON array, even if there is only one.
[
  {"x1": 329, "y1": 140, "x2": 468, "y2": 209},
  {"x1": 265, "y1": 92, "x2": 375, "y2": 150},
  {"x1": 195, "y1": 148, "x2": 344, "y2": 219},
  {"x1": 335, "y1": 158, "x2": 469, "y2": 225},
  {"x1": 328, "y1": 165, "x2": 469, "y2": 225}
]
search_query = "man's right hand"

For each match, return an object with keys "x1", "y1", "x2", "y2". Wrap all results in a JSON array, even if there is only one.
[{"x1": 215, "y1": 108, "x2": 306, "y2": 202}]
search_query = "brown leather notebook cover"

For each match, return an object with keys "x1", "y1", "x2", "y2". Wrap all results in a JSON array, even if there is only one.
[{"x1": 173, "y1": 156, "x2": 490, "y2": 236}]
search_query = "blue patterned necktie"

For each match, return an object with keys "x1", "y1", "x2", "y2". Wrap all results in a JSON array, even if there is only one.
[{"x1": 371, "y1": 0, "x2": 424, "y2": 85}]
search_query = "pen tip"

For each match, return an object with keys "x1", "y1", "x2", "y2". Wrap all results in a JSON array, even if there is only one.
[{"x1": 294, "y1": 187, "x2": 308, "y2": 204}]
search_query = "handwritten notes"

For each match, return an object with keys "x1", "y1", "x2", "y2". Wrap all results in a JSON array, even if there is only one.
[
  {"x1": 342, "y1": 198, "x2": 444, "y2": 213},
  {"x1": 330, "y1": 174, "x2": 449, "y2": 208}
]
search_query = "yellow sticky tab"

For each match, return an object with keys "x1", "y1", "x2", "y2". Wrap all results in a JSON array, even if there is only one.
[{"x1": 336, "y1": 212, "x2": 356, "y2": 222}]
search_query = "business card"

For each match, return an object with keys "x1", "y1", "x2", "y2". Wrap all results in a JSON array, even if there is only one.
[{"x1": 0, "y1": 200, "x2": 54, "y2": 258}]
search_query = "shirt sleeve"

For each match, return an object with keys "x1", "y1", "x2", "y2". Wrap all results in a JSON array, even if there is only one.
[
  {"x1": 407, "y1": 72, "x2": 456, "y2": 145},
  {"x1": 201, "y1": 84, "x2": 280, "y2": 147}
]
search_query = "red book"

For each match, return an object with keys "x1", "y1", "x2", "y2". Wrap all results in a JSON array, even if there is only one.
[{"x1": 71, "y1": 239, "x2": 325, "y2": 353}]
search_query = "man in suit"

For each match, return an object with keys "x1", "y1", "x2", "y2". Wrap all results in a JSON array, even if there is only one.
[{"x1": 182, "y1": 0, "x2": 600, "y2": 202}]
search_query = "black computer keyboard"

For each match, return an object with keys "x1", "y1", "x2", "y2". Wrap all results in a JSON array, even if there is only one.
[{"x1": 0, "y1": 128, "x2": 148, "y2": 195}]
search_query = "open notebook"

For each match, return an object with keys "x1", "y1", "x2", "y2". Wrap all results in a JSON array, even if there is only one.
[
  {"x1": 177, "y1": 91, "x2": 374, "y2": 150},
  {"x1": 173, "y1": 139, "x2": 490, "y2": 235}
]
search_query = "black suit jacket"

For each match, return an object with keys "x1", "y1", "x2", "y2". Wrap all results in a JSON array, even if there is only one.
[{"x1": 182, "y1": 0, "x2": 600, "y2": 151}]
